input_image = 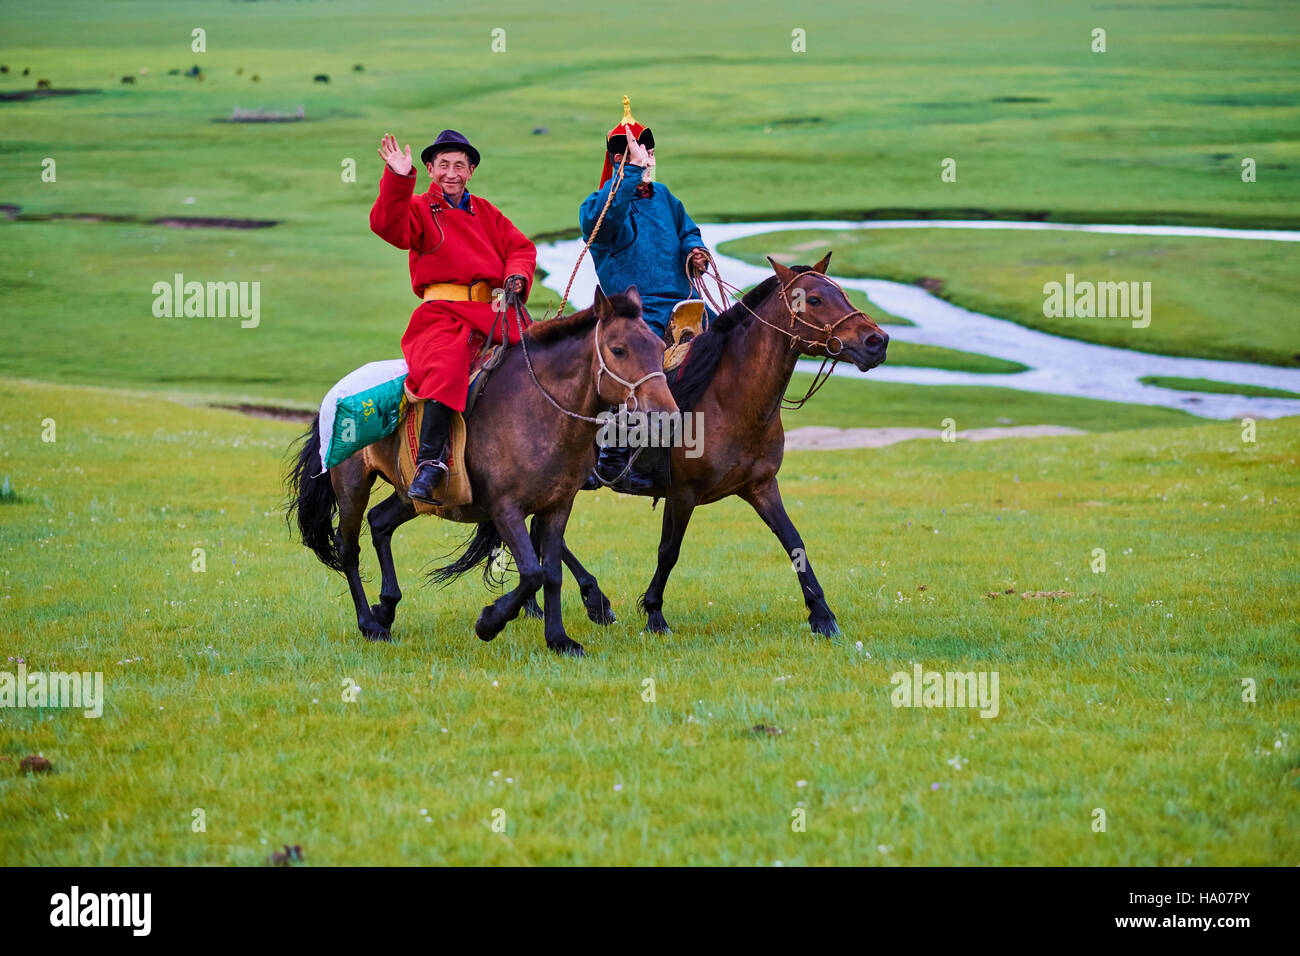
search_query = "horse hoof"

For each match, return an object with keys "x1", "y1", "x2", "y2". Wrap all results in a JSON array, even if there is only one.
[
  {"x1": 811, "y1": 617, "x2": 840, "y2": 637},
  {"x1": 362, "y1": 625, "x2": 391, "y2": 642},
  {"x1": 547, "y1": 638, "x2": 585, "y2": 657},
  {"x1": 586, "y1": 599, "x2": 616, "y2": 626},
  {"x1": 370, "y1": 603, "x2": 395, "y2": 628},
  {"x1": 475, "y1": 606, "x2": 503, "y2": 642},
  {"x1": 644, "y1": 613, "x2": 671, "y2": 635}
]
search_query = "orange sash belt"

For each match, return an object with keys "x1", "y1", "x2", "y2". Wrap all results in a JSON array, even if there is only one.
[{"x1": 422, "y1": 280, "x2": 494, "y2": 303}]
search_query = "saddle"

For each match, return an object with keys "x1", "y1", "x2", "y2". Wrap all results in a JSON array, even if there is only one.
[
  {"x1": 664, "y1": 299, "x2": 706, "y2": 372},
  {"x1": 362, "y1": 344, "x2": 503, "y2": 517}
]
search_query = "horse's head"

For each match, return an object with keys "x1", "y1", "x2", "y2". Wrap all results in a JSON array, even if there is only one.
[
  {"x1": 767, "y1": 254, "x2": 889, "y2": 372},
  {"x1": 591, "y1": 285, "x2": 679, "y2": 416}
]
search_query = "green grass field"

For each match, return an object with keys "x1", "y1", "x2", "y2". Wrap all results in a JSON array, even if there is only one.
[
  {"x1": 1, "y1": 378, "x2": 1296, "y2": 865},
  {"x1": 1, "y1": 0, "x2": 1298, "y2": 866},
  {"x1": 1139, "y1": 376, "x2": 1300, "y2": 401}
]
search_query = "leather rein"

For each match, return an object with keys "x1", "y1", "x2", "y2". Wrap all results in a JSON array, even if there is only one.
[
  {"x1": 506, "y1": 297, "x2": 665, "y2": 426},
  {"x1": 700, "y1": 264, "x2": 870, "y2": 410}
]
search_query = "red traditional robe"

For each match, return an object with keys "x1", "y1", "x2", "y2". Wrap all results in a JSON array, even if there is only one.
[{"x1": 369, "y1": 165, "x2": 536, "y2": 410}]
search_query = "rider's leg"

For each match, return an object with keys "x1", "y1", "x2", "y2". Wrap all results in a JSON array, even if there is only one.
[
  {"x1": 401, "y1": 306, "x2": 471, "y2": 505},
  {"x1": 408, "y1": 399, "x2": 452, "y2": 504}
]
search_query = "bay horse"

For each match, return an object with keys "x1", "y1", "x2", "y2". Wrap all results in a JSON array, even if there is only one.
[
  {"x1": 287, "y1": 287, "x2": 677, "y2": 656},
  {"x1": 537, "y1": 254, "x2": 888, "y2": 637}
]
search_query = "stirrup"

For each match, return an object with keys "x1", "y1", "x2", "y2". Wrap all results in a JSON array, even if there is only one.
[{"x1": 409, "y1": 458, "x2": 449, "y2": 504}]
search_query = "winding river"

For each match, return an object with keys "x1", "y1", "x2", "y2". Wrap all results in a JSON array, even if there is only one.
[{"x1": 535, "y1": 220, "x2": 1300, "y2": 420}]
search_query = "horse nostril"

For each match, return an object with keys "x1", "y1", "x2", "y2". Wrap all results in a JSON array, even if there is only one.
[{"x1": 865, "y1": 332, "x2": 887, "y2": 350}]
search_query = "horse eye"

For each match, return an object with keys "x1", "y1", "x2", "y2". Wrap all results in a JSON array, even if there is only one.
[
  {"x1": 807, "y1": 296, "x2": 821, "y2": 306},
  {"x1": 611, "y1": 346, "x2": 626, "y2": 357}
]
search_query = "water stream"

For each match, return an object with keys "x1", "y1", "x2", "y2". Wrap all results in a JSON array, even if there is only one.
[{"x1": 536, "y1": 220, "x2": 1300, "y2": 420}]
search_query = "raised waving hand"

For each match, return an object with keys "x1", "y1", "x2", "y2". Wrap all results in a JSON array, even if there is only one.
[{"x1": 378, "y1": 133, "x2": 413, "y2": 176}]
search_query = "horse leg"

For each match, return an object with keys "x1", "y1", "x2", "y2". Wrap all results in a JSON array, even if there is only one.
[
  {"x1": 332, "y1": 469, "x2": 388, "y2": 641},
  {"x1": 523, "y1": 523, "x2": 615, "y2": 626},
  {"x1": 741, "y1": 478, "x2": 839, "y2": 637},
  {"x1": 522, "y1": 516, "x2": 545, "y2": 620},
  {"x1": 367, "y1": 491, "x2": 416, "y2": 631},
  {"x1": 536, "y1": 506, "x2": 585, "y2": 656},
  {"x1": 473, "y1": 507, "x2": 544, "y2": 643},
  {"x1": 638, "y1": 495, "x2": 696, "y2": 635},
  {"x1": 562, "y1": 543, "x2": 615, "y2": 625}
]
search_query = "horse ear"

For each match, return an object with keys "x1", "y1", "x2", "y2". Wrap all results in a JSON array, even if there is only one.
[
  {"x1": 592, "y1": 285, "x2": 610, "y2": 318},
  {"x1": 621, "y1": 284, "x2": 642, "y2": 310},
  {"x1": 767, "y1": 256, "x2": 797, "y2": 286},
  {"x1": 812, "y1": 251, "x2": 832, "y2": 274}
]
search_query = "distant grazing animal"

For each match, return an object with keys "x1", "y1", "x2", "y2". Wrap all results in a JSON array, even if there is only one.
[
  {"x1": 252, "y1": 74, "x2": 260, "y2": 82},
  {"x1": 23, "y1": 68, "x2": 30, "y2": 76},
  {"x1": 313, "y1": 74, "x2": 329, "y2": 84},
  {"x1": 19, "y1": 754, "x2": 52, "y2": 774},
  {"x1": 121, "y1": 75, "x2": 135, "y2": 85},
  {"x1": 0, "y1": 66, "x2": 8, "y2": 74},
  {"x1": 36, "y1": 79, "x2": 51, "y2": 90},
  {"x1": 184, "y1": 65, "x2": 200, "y2": 78},
  {"x1": 353, "y1": 64, "x2": 364, "y2": 72},
  {"x1": 236, "y1": 67, "x2": 244, "y2": 76}
]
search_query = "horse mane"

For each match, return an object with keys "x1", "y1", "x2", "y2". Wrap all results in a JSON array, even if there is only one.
[
  {"x1": 525, "y1": 292, "x2": 643, "y2": 345},
  {"x1": 670, "y1": 267, "x2": 813, "y2": 412}
]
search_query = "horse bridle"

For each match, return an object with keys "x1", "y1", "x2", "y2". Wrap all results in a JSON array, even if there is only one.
[
  {"x1": 508, "y1": 295, "x2": 665, "y2": 424},
  {"x1": 702, "y1": 264, "x2": 873, "y2": 409},
  {"x1": 594, "y1": 330, "x2": 666, "y2": 413}
]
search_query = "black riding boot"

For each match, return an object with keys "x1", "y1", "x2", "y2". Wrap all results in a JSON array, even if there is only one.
[
  {"x1": 408, "y1": 400, "x2": 453, "y2": 504},
  {"x1": 583, "y1": 442, "x2": 662, "y2": 494},
  {"x1": 581, "y1": 404, "x2": 670, "y2": 493}
]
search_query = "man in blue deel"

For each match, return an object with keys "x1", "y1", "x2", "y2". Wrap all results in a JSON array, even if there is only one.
[{"x1": 579, "y1": 96, "x2": 714, "y2": 491}]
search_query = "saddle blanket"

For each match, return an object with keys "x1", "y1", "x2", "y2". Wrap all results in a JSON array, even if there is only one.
[{"x1": 384, "y1": 386, "x2": 471, "y2": 515}]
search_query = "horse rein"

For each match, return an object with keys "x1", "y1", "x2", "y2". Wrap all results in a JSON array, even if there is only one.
[
  {"x1": 508, "y1": 299, "x2": 664, "y2": 426},
  {"x1": 505, "y1": 301, "x2": 663, "y2": 486},
  {"x1": 552, "y1": 149, "x2": 631, "y2": 319},
  {"x1": 700, "y1": 262, "x2": 871, "y2": 409},
  {"x1": 685, "y1": 251, "x2": 730, "y2": 318}
]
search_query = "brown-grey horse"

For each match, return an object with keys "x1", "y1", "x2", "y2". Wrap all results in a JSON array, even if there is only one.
[
  {"x1": 536, "y1": 255, "x2": 888, "y2": 637},
  {"x1": 287, "y1": 287, "x2": 678, "y2": 655}
]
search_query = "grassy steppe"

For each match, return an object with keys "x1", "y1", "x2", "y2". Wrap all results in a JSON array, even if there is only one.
[
  {"x1": 1, "y1": 0, "x2": 1298, "y2": 867},
  {"x1": 1138, "y1": 377, "x2": 1300, "y2": 401},
  {"x1": 0, "y1": 378, "x2": 1296, "y2": 864},
  {"x1": 2, "y1": 0, "x2": 1298, "y2": 400}
]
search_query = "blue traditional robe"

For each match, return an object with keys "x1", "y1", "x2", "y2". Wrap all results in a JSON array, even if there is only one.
[{"x1": 579, "y1": 166, "x2": 710, "y2": 336}]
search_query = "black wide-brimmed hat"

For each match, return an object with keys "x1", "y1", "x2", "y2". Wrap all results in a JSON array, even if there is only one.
[{"x1": 421, "y1": 129, "x2": 480, "y2": 167}]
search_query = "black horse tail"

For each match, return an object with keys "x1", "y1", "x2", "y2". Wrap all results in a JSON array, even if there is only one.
[
  {"x1": 430, "y1": 521, "x2": 506, "y2": 588},
  {"x1": 285, "y1": 415, "x2": 342, "y2": 571}
]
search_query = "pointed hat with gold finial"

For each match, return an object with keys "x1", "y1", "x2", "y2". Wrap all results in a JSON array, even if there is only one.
[{"x1": 600, "y1": 95, "x2": 655, "y2": 187}]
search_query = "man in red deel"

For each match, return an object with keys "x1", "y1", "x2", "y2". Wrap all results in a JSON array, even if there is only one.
[{"x1": 370, "y1": 129, "x2": 536, "y2": 504}]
